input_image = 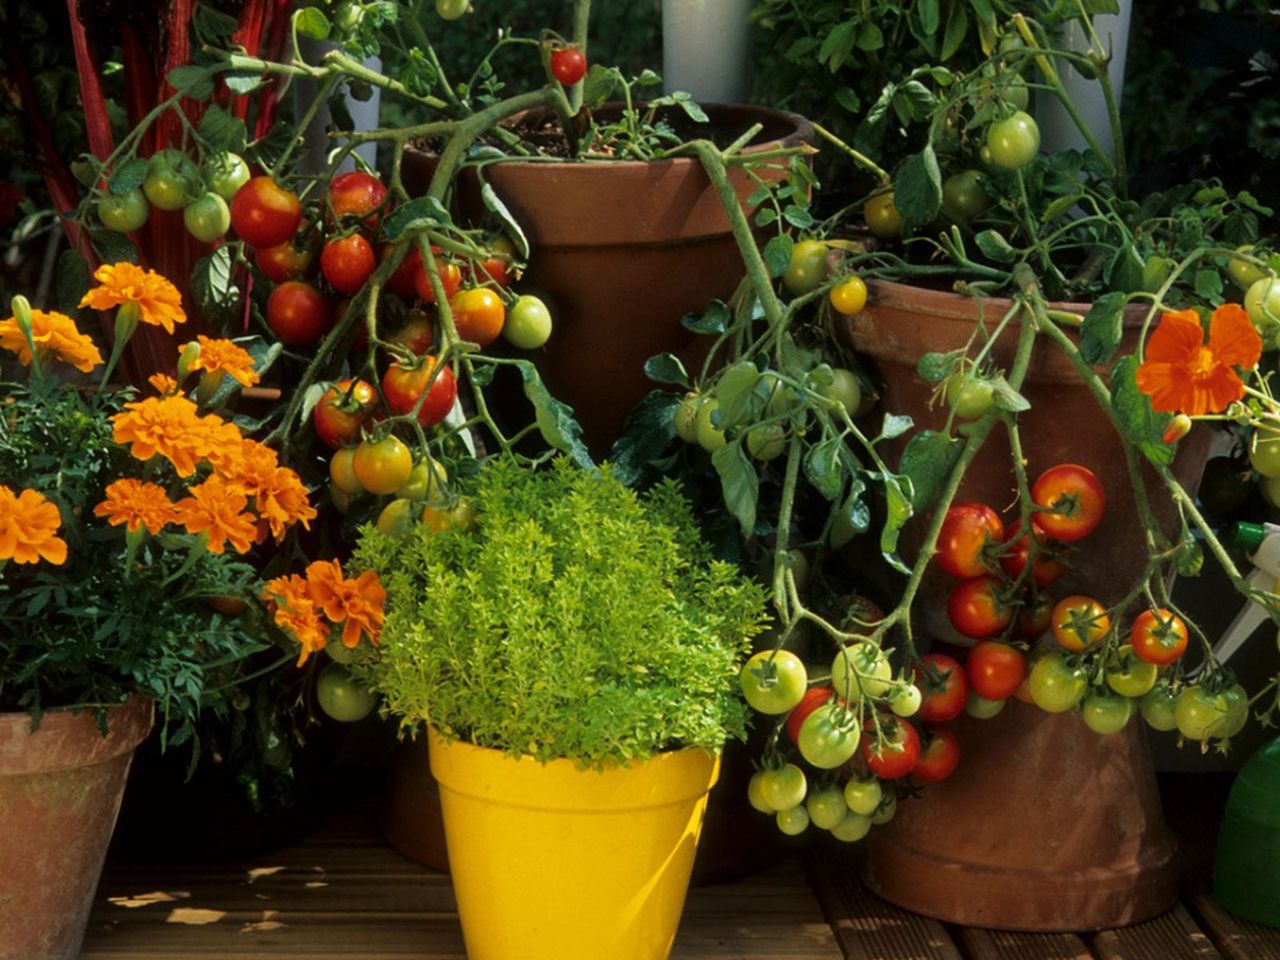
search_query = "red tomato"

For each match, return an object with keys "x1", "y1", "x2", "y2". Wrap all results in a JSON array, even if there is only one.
[
  {"x1": 786, "y1": 686, "x2": 834, "y2": 744},
  {"x1": 321, "y1": 233, "x2": 376, "y2": 294},
  {"x1": 861, "y1": 716, "x2": 920, "y2": 780},
  {"x1": 413, "y1": 252, "x2": 463, "y2": 304},
  {"x1": 382, "y1": 355, "x2": 457, "y2": 427},
  {"x1": 1016, "y1": 592, "x2": 1053, "y2": 640},
  {"x1": 313, "y1": 378, "x2": 377, "y2": 449},
  {"x1": 1000, "y1": 519, "x2": 1067, "y2": 588},
  {"x1": 267, "y1": 281, "x2": 332, "y2": 346},
  {"x1": 1031, "y1": 464, "x2": 1106, "y2": 542},
  {"x1": 550, "y1": 46, "x2": 588, "y2": 86},
  {"x1": 1130, "y1": 608, "x2": 1189, "y2": 665},
  {"x1": 913, "y1": 727, "x2": 960, "y2": 783},
  {"x1": 479, "y1": 254, "x2": 512, "y2": 288},
  {"x1": 230, "y1": 176, "x2": 302, "y2": 248},
  {"x1": 450, "y1": 287, "x2": 505, "y2": 347},
  {"x1": 329, "y1": 170, "x2": 388, "y2": 227},
  {"x1": 935, "y1": 503, "x2": 1004, "y2": 579},
  {"x1": 256, "y1": 240, "x2": 313, "y2": 282},
  {"x1": 1051, "y1": 595, "x2": 1111, "y2": 653},
  {"x1": 383, "y1": 244, "x2": 421, "y2": 298},
  {"x1": 388, "y1": 313, "x2": 435, "y2": 356},
  {"x1": 964, "y1": 640, "x2": 1026, "y2": 701},
  {"x1": 913, "y1": 653, "x2": 969, "y2": 723},
  {"x1": 947, "y1": 576, "x2": 1012, "y2": 639}
]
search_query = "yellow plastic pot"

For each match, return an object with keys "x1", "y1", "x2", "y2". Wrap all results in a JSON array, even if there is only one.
[{"x1": 428, "y1": 729, "x2": 720, "y2": 960}]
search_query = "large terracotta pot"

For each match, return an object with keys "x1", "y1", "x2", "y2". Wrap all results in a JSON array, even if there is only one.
[
  {"x1": 403, "y1": 103, "x2": 813, "y2": 454},
  {"x1": 839, "y1": 279, "x2": 1207, "y2": 931},
  {"x1": 0, "y1": 697, "x2": 153, "y2": 960}
]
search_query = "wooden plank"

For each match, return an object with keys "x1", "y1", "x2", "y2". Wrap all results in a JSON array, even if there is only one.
[
  {"x1": 804, "y1": 845, "x2": 962, "y2": 960},
  {"x1": 1090, "y1": 904, "x2": 1224, "y2": 960},
  {"x1": 1187, "y1": 889, "x2": 1280, "y2": 960},
  {"x1": 958, "y1": 927, "x2": 1093, "y2": 960}
]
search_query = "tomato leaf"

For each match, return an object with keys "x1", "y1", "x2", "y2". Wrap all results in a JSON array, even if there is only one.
[
  {"x1": 1109, "y1": 355, "x2": 1174, "y2": 467},
  {"x1": 1194, "y1": 268, "x2": 1225, "y2": 304},
  {"x1": 108, "y1": 159, "x2": 147, "y2": 196},
  {"x1": 1082, "y1": 0, "x2": 1120, "y2": 13},
  {"x1": 818, "y1": 21, "x2": 859, "y2": 72},
  {"x1": 294, "y1": 8, "x2": 332, "y2": 40},
  {"x1": 223, "y1": 73, "x2": 271, "y2": 96},
  {"x1": 940, "y1": 2, "x2": 969, "y2": 60},
  {"x1": 990, "y1": 376, "x2": 1030, "y2": 413},
  {"x1": 878, "y1": 412, "x2": 914, "y2": 441},
  {"x1": 193, "y1": 5, "x2": 241, "y2": 40},
  {"x1": 880, "y1": 475, "x2": 913, "y2": 574},
  {"x1": 1078, "y1": 291, "x2": 1129, "y2": 364},
  {"x1": 1174, "y1": 537, "x2": 1204, "y2": 577},
  {"x1": 300, "y1": 382, "x2": 328, "y2": 424},
  {"x1": 805, "y1": 436, "x2": 844, "y2": 500},
  {"x1": 895, "y1": 145, "x2": 942, "y2": 228},
  {"x1": 716, "y1": 361, "x2": 764, "y2": 430},
  {"x1": 198, "y1": 105, "x2": 247, "y2": 155},
  {"x1": 975, "y1": 229, "x2": 1018, "y2": 263},
  {"x1": 608, "y1": 390, "x2": 681, "y2": 487},
  {"x1": 712, "y1": 441, "x2": 759, "y2": 538},
  {"x1": 166, "y1": 65, "x2": 214, "y2": 101},
  {"x1": 856, "y1": 22, "x2": 885, "y2": 52},
  {"x1": 643, "y1": 353, "x2": 690, "y2": 390},
  {"x1": 382, "y1": 196, "x2": 452, "y2": 240},
  {"x1": 782, "y1": 204, "x2": 814, "y2": 229},
  {"x1": 191, "y1": 246, "x2": 240, "y2": 319},
  {"x1": 917, "y1": 350, "x2": 959, "y2": 382},
  {"x1": 582, "y1": 64, "x2": 620, "y2": 109},
  {"x1": 763, "y1": 234, "x2": 795, "y2": 278},
  {"x1": 54, "y1": 249, "x2": 91, "y2": 318},
  {"x1": 514, "y1": 360, "x2": 594, "y2": 469},
  {"x1": 681, "y1": 300, "x2": 730, "y2": 335},
  {"x1": 918, "y1": 0, "x2": 942, "y2": 34},
  {"x1": 898, "y1": 429, "x2": 962, "y2": 510}
]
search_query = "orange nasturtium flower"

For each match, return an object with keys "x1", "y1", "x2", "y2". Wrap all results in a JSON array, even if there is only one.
[
  {"x1": 174, "y1": 474, "x2": 259, "y2": 555},
  {"x1": 305, "y1": 559, "x2": 386, "y2": 650},
  {"x1": 79, "y1": 262, "x2": 186, "y2": 334},
  {"x1": 0, "y1": 308, "x2": 103, "y2": 373},
  {"x1": 93, "y1": 479, "x2": 177, "y2": 535},
  {"x1": 0, "y1": 486, "x2": 67, "y2": 565},
  {"x1": 262, "y1": 574, "x2": 330, "y2": 666},
  {"x1": 190, "y1": 335, "x2": 260, "y2": 388},
  {"x1": 1135, "y1": 304, "x2": 1262, "y2": 416}
]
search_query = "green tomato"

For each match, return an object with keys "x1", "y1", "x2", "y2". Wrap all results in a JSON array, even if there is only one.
[
  {"x1": 1228, "y1": 245, "x2": 1268, "y2": 291},
  {"x1": 942, "y1": 170, "x2": 991, "y2": 222},
  {"x1": 1213, "y1": 683, "x2": 1250, "y2": 739},
  {"x1": 316, "y1": 663, "x2": 377, "y2": 722},
  {"x1": 183, "y1": 192, "x2": 231, "y2": 243},
  {"x1": 375, "y1": 498, "x2": 418, "y2": 537},
  {"x1": 1105, "y1": 645, "x2": 1159, "y2": 698},
  {"x1": 1249, "y1": 428, "x2": 1280, "y2": 478},
  {"x1": 673, "y1": 393, "x2": 702, "y2": 443},
  {"x1": 843, "y1": 777, "x2": 883, "y2": 816},
  {"x1": 944, "y1": 373, "x2": 995, "y2": 420},
  {"x1": 889, "y1": 684, "x2": 922, "y2": 718},
  {"x1": 797, "y1": 703, "x2": 862, "y2": 769},
  {"x1": 1245, "y1": 276, "x2": 1280, "y2": 333},
  {"x1": 746, "y1": 422, "x2": 787, "y2": 461},
  {"x1": 830, "y1": 641, "x2": 893, "y2": 700},
  {"x1": 694, "y1": 397, "x2": 727, "y2": 452},
  {"x1": 869, "y1": 793, "x2": 897, "y2": 825},
  {"x1": 739, "y1": 649, "x2": 808, "y2": 714},
  {"x1": 395, "y1": 458, "x2": 449, "y2": 502},
  {"x1": 1140, "y1": 683, "x2": 1179, "y2": 731},
  {"x1": 98, "y1": 188, "x2": 150, "y2": 233},
  {"x1": 143, "y1": 149, "x2": 198, "y2": 211},
  {"x1": 1027, "y1": 653, "x2": 1087, "y2": 713},
  {"x1": 775, "y1": 805, "x2": 810, "y2": 836},
  {"x1": 436, "y1": 0, "x2": 469, "y2": 18},
  {"x1": 759, "y1": 763, "x2": 807, "y2": 810},
  {"x1": 830, "y1": 810, "x2": 872, "y2": 842},
  {"x1": 763, "y1": 373, "x2": 800, "y2": 420},
  {"x1": 1175, "y1": 685, "x2": 1231, "y2": 741},
  {"x1": 503, "y1": 294, "x2": 553, "y2": 349},
  {"x1": 783, "y1": 240, "x2": 829, "y2": 296},
  {"x1": 1142, "y1": 256, "x2": 1174, "y2": 295},
  {"x1": 806, "y1": 787, "x2": 849, "y2": 831},
  {"x1": 1002, "y1": 74, "x2": 1030, "y2": 111},
  {"x1": 864, "y1": 192, "x2": 903, "y2": 240},
  {"x1": 965, "y1": 691, "x2": 1007, "y2": 719},
  {"x1": 1081, "y1": 693, "x2": 1134, "y2": 735},
  {"x1": 206, "y1": 152, "x2": 250, "y2": 201},
  {"x1": 818, "y1": 368, "x2": 862, "y2": 415},
  {"x1": 747, "y1": 771, "x2": 776, "y2": 813},
  {"x1": 985, "y1": 111, "x2": 1041, "y2": 171}
]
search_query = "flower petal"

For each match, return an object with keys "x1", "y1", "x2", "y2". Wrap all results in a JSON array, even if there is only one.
[
  {"x1": 1144, "y1": 310, "x2": 1204, "y2": 364},
  {"x1": 1208, "y1": 303, "x2": 1263, "y2": 370}
]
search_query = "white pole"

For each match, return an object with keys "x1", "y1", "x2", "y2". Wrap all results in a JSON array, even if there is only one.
[
  {"x1": 662, "y1": 0, "x2": 755, "y2": 103},
  {"x1": 297, "y1": 38, "x2": 383, "y2": 174}
]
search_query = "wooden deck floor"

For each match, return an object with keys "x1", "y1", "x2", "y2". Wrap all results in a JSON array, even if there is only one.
[{"x1": 81, "y1": 775, "x2": 1280, "y2": 959}]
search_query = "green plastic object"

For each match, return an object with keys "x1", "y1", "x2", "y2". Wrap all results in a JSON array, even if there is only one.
[
  {"x1": 1227, "y1": 521, "x2": 1267, "y2": 554},
  {"x1": 1214, "y1": 737, "x2": 1280, "y2": 926}
]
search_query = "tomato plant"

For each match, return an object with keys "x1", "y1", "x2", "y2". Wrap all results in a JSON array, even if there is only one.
[
  {"x1": 889, "y1": 684, "x2": 922, "y2": 718},
  {"x1": 143, "y1": 149, "x2": 197, "y2": 210},
  {"x1": 182, "y1": 192, "x2": 230, "y2": 243},
  {"x1": 1000, "y1": 519, "x2": 1066, "y2": 587},
  {"x1": 503, "y1": 294, "x2": 552, "y2": 349},
  {"x1": 913, "y1": 727, "x2": 960, "y2": 783},
  {"x1": 747, "y1": 771, "x2": 775, "y2": 813},
  {"x1": 759, "y1": 763, "x2": 807, "y2": 810},
  {"x1": 818, "y1": 368, "x2": 862, "y2": 414},
  {"x1": 694, "y1": 398, "x2": 726, "y2": 452},
  {"x1": 316, "y1": 663, "x2": 377, "y2": 722},
  {"x1": 1081, "y1": 693, "x2": 1133, "y2": 735},
  {"x1": 966, "y1": 692, "x2": 1006, "y2": 719},
  {"x1": 864, "y1": 191, "x2": 903, "y2": 239},
  {"x1": 231, "y1": 177, "x2": 303, "y2": 248},
  {"x1": 1027, "y1": 653, "x2": 1087, "y2": 713},
  {"x1": 831, "y1": 810, "x2": 873, "y2": 842},
  {"x1": 329, "y1": 170, "x2": 388, "y2": 226},
  {"x1": 549, "y1": 46, "x2": 588, "y2": 86},
  {"x1": 376, "y1": 497, "x2": 418, "y2": 537},
  {"x1": 935, "y1": 502, "x2": 1003, "y2": 579},
  {"x1": 257, "y1": 240, "x2": 313, "y2": 283},
  {"x1": 776, "y1": 805, "x2": 810, "y2": 836},
  {"x1": 267, "y1": 281, "x2": 332, "y2": 346},
  {"x1": 965, "y1": 641, "x2": 1026, "y2": 701},
  {"x1": 944, "y1": 373, "x2": 994, "y2": 420},
  {"x1": 388, "y1": 314, "x2": 435, "y2": 356},
  {"x1": 313, "y1": 378, "x2": 377, "y2": 449},
  {"x1": 747, "y1": 423, "x2": 787, "y2": 462},
  {"x1": 329, "y1": 448, "x2": 364, "y2": 496},
  {"x1": 382, "y1": 356, "x2": 457, "y2": 427},
  {"x1": 942, "y1": 169, "x2": 991, "y2": 222},
  {"x1": 786, "y1": 686, "x2": 833, "y2": 744},
  {"x1": 413, "y1": 252, "x2": 463, "y2": 303},
  {"x1": 1248, "y1": 428, "x2": 1280, "y2": 478},
  {"x1": 1140, "y1": 682, "x2": 1179, "y2": 731},
  {"x1": 206, "y1": 152, "x2": 250, "y2": 200},
  {"x1": 829, "y1": 276, "x2": 868, "y2": 316},
  {"x1": 396, "y1": 458, "x2": 449, "y2": 501},
  {"x1": 830, "y1": 641, "x2": 892, "y2": 699},
  {"x1": 383, "y1": 245, "x2": 421, "y2": 298},
  {"x1": 843, "y1": 777, "x2": 882, "y2": 816},
  {"x1": 98, "y1": 189, "x2": 150, "y2": 233},
  {"x1": 1031, "y1": 464, "x2": 1106, "y2": 542},
  {"x1": 861, "y1": 715, "x2": 920, "y2": 780},
  {"x1": 1130, "y1": 608, "x2": 1189, "y2": 665},
  {"x1": 739, "y1": 650, "x2": 807, "y2": 714},
  {"x1": 1051, "y1": 595, "x2": 1111, "y2": 652},
  {"x1": 947, "y1": 576, "x2": 1012, "y2": 639},
  {"x1": 806, "y1": 787, "x2": 849, "y2": 831},
  {"x1": 985, "y1": 111, "x2": 1040, "y2": 170},
  {"x1": 914, "y1": 653, "x2": 968, "y2": 722},
  {"x1": 783, "y1": 239, "x2": 828, "y2": 296},
  {"x1": 1174, "y1": 685, "x2": 1230, "y2": 741},
  {"x1": 353, "y1": 435, "x2": 413, "y2": 495},
  {"x1": 1105, "y1": 645, "x2": 1159, "y2": 698},
  {"x1": 321, "y1": 233, "x2": 376, "y2": 294},
  {"x1": 1245, "y1": 277, "x2": 1280, "y2": 333},
  {"x1": 1016, "y1": 592, "x2": 1053, "y2": 640},
  {"x1": 797, "y1": 703, "x2": 862, "y2": 768}
]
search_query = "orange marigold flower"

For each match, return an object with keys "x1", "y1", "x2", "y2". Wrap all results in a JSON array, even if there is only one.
[
  {"x1": 112, "y1": 395, "x2": 208, "y2": 476},
  {"x1": 226, "y1": 439, "x2": 315, "y2": 538},
  {"x1": 191, "y1": 335, "x2": 260, "y2": 387},
  {"x1": 148, "y1": 372, "x2": 178, "y2": 394},
  {"x1": 174, "y1": 474, "x2": 259, "y2": 554},
  {"x1": 305, "y1": 559, "x2": 386, "y2": 649},
  {"x1": 79, "y1": 262, "x2": 186, "y2": 334},
  {"x1": 262, "y1": 575, "x2": 330, "y2": 666},
  {"x1": 0, "y1": 486, "x2": 67, "y2": 565},
  {"x1": 1135, "y1": 305, "x2": 1263, "y2": 416},
  {"x1": 93, "y1": 479, "x2": 177, "y2": 535},
  {"x1": 0, "y1": 308, "x2": 103, "y2": 373}
]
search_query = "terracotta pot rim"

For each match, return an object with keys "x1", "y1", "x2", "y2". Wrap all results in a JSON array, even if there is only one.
[
  {"x1": 0, "y1": 695, "x2": 154, "y2": 776},
  {"x1": 865, "y1": 276, "x2": 1149, "y2": 324}
]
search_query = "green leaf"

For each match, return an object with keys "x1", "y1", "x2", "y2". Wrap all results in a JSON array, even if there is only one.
[
  {"x1": 715, "y1": 361, "x2": 762, "y2": 430},
  {"x1": 294, "y1": 7, "x2": 332, "y2": 40},
  {"x1": 880, "y1": 476, "x2": 913, "y2": 574},
  {"x1": 856, "y1": 22, "x2": 885, "y2": 52},
  {"x1": 1082, "y1": 0, "x2": 1120, "y2": 12},
  {"x1": 1041, "y1": 194, "x2": 1079, "y2": 223},
  {"x1": 782, "y1": 204, "x2": 814, "y2": 229},
  {"x1": 1174, "y1": 537, "x2": 1204, "y2": 577},
  {"x1": 197, "y1": 105, "x2": 247, "y2": 154},
  {"x1": 108, "y1": 159, "x2": 147, "y2": 196},
  {"x1": 54, "y1": 249, "x2": 91, "y2": 317},
  {"x1": 223, "y1": 73, "x2": 270, "y2": 95},
  {"x1": 582, "y1": 64, "x2": 620, "y2": 109},
  {"x1": 191, "y1": 246, "x2": 240, "y2": 318},
  {"x1": 805, "y1": 437, "x2": 844, "y2": 500},
  {"x1": 975, "y1": 229, "x2": 1018, "y2": 263},
  {"x1": 643, "y1": 353, "x2": 690, "y2": 389},
  {"x1": 899, "y1": 430, "x2": 962, "y2": 510},
  {"x1": 1110, "y1": 355, "x2": 1174, "y2": 467},
  {"x1": 193, "y1": 5, "x2": 241, "y2": 40},
  {"x1": 895, "y1": 146, "x2": 942, "y2": 227},
  {"x1": 818, "y1": 21, "x2": 859, "y2": 71},
  {"x1": 1079, "y1": 292, "x2": 1128, "y2": 364},
  {"x1": 712, "y1": 442, "x2": 759, "y2": 537},
  {"x1": 1194, "y1": 268, "x2": 1225, "y2": 304},
  {"x1": 515, "y1": 361, "x2": 594, "y2": 469},
  {"x1": 382, "y1": 196, "x2": 452, "y2": 240},
  {"x1": 762, "y1": 234, "x2": 794, "y2": 278},
  {"x1": 478, "y1": 182, "x2": 530, "y2": 259},
  {"x1": 878, "y1": 412, "x2": 914, "y2": 441},
  {"x1": 608, "y1": 390, "x2": 681, "y2": 487},
  {"x1": 166, "y1": 65, "x2": 214, "y2": 100},
  {"x1": 940, "y1": 2, "x2": 969, "y2": 60},
  {"x1": 681, "y1": 301, "x2": 730, "y2": 335},
  {"x1": 917, "y1": 351, "x2": 958, "y2": 382},
  {"x1": 918, "y1": 0, "x2": 942, "y2": 34},
  {"x1": 300, "y1": 382, "x2": 328, "y2": 423},
  {"x1": 990, "y1": 376, "x2": 1030, "y2": 413}
]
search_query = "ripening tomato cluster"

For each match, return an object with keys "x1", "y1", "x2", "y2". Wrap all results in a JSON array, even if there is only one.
[{"x1": 97, "y1": 149, "x2": 250, "y2": 242}]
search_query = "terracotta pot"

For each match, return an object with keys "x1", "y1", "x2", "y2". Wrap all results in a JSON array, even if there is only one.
[
  {"x1": 0, "y1": 697, "x2": 153, "y2": 960},
  {"x1": 403, "y1": 103, "x2": 813, "y2": 454},
  {"x1": 839, "y1": 279, "x2": 1205, "y2": 930}
]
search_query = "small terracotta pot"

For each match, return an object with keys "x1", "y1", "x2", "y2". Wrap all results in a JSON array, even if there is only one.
[
  {"x1": 403, "y1": 103, "x2": 813, "y2": 454},
  {"x1": 839, "y1": 279, "x2": 1204, "y2": 931},
  {"x1": 0, "y1": 697, "x2": 153, "y2": 960}
]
